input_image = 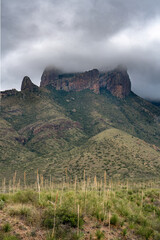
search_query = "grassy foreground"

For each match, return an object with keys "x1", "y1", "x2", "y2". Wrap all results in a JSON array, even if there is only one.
[{"x1": 0, "y1": 176, "x2": 160, "y2": 240}]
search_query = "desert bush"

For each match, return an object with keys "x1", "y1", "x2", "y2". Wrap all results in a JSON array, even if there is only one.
[
  {"x1": 12, "y1": 190, "x2": 38, "y2": 204},
  {"x1": 95, "y1": 230, "x2": 105, "y2": 240},
  {"x1": 0, "y1": 199, "x2": 5, "y2": 210},
  {"x1": 2, "y1": 223, "x2": 11, "y2": 233},
  {"x1": 42, "y1": 206, "x2": 84, "y2": 229},
  {"x1": 136, "y1": 226, "x2": 153, "y2": 240},
  {"x1": 110, "y1": 214, "x2": 119, "y2": 225},
  {"x1": 3, "y1": 236, "x2": 20, "y2": 240},
  {"x1": 0, "y1": 194, "x2": 8, "y2": 202},
  {"x1": 9, "y1": 206, "x2": 31, "y2": 218},
  {"x1": 122, "y1": 228, "x2": 127, "y2": 236},
  {"x1": 57, "y1": 207, "x2": 83, "y2": 228}
]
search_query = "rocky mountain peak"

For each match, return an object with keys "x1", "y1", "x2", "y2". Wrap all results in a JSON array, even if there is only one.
[
  {"x1": 40, "y1": 66, "x2": 131, "y2": 98},
  {"x1": 21, "y1": 76, "x2": 39, "y2": 92}
]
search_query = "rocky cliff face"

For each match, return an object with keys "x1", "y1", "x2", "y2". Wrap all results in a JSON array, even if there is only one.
[
  {"x1": 21, "y1": 76, "x2": 39, "y2": 92},
  {"x1": 40, "y1": 67, "x2": 62, "y2": 88},
  {"x1": 40, "y1": 66, "x2": 131, "y2": 98},
  {"x1": 40, "y1": 68, "x2": 100, "y2": 94},
  {"x1": 99, "y1": 66, "x2": 131, "y2": 98}
]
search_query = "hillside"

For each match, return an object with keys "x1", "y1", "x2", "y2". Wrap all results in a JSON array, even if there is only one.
[{"x1": 0, "y1": 67, "x2": 160, "y2": 183}]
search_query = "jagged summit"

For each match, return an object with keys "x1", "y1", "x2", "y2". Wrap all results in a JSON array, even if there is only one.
[
  {"x1": 40, "y1": 66, "x2": 131, "y2": 98},
  {"x1": 21, "y1": 76, "x2": 39, "y2": 92},
  {"x1": 1, "y1": 65, "x2": 131, "y2": 99},
  {"x1": 1, "y1": 66, "x2": 131, "y2": 99}
]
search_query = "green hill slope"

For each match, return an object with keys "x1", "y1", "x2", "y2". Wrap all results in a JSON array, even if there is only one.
[
  {"x1": 0, "y1": 87, "x2": 160, "y2": 182},
  {"x1": 67, "y1": 128, "x2": 160, "y2": 179}
]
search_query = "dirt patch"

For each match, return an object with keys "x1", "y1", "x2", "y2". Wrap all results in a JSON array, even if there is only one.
[{"x1": 0, "y1": 210, "x2": 47, "y2": 240}]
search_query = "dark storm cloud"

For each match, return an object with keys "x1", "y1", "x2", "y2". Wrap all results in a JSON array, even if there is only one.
[{"x1": 1, "y1": 0, "x2": 160, "y2": 100}]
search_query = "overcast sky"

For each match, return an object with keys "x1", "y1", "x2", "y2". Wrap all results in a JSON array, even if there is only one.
[{"x1": 1, "y1": 0, "x2": 160, "y2": 100}]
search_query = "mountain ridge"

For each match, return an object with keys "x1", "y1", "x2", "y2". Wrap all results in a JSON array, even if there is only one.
[{"x1": 0, "y1": 66, "x2": 160, "y2": 182}]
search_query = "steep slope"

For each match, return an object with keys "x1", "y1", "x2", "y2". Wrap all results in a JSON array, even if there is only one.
[
  {"x1": 47, "y1": 87, "x2": 160, "y2": 147},
  {"x1": 0, "y1": 117, "x2": 39, "y2": 182}
]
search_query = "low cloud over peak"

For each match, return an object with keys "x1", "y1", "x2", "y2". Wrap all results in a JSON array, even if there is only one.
[{"x1": 1, "y1": 0, "x2": 160, "y2": 100}]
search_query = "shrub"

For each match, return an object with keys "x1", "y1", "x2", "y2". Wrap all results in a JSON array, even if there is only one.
[
  {"x1": 110, "y1": 214, "x2": 119, "y2": 225},
  {"x1": 134, "y1": 214, "x2": 147, "y2": 226},
  {"x1": 9, "y1": 206, "x2": 31, "y2": 218},
  {"x1": 95, "y1": 230, "x2": 105, "y2": 240},
  {"x1": 122, "y1": 228, "x2": 127, "y2": 236},
  {"x1": 2, "y1": 222, "x2": 12, "y2": 232},
  {"x1": 0, "y1": 199, "x2": 5, "y2": 210},
  {"x1": 12, "y1": 190, "x2": 38, "y2": 204},
  {"x1": 42, "y1": 206, "x2": 84, "y2": 229},
  {"x1": 56, "y1": 207, "x2": 84, "y2": 228},
  {"x1": 93, "y1": 210, "x2": 104, "y2": 221},
  {"x1": 41, "y1": 207, "x2": 54, "y2": 229},
  {"x1": 19, "y1": 207, "x2": 31, "y2": 217},
  {"x1": 0, "y1": 194, "x2": 7, "y2": 202},
  {"x1": 3, "y1": 236, "x2": 20, "y2": 240},
  {"x1": 136, "y1": 226, "x2": 153, "y2": 240}
]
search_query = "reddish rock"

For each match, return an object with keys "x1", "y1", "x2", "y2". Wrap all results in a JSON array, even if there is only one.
[
  {"x1": 21, "y1": 76, "x2": 39, "y2": 92},
  {"x1": 40, "y1": 65, "x2": 131, "y2": 98},
  {"x1": 40, "y1": 67, "x2": 62, "y2": 87},
  {"x1": 100, "y1": 66, "x2": 131, "y2": 98},
  {"x1": 33, "y1": 120, "x2": 81, "y2": 135},
  {"x1": 40, "y1": 68, "x2": 100, "y2": 94}
]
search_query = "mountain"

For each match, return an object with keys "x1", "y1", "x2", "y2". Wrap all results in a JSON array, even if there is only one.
[{"x1": 0, "y1": 66, "x2": 160, "y2": 183}]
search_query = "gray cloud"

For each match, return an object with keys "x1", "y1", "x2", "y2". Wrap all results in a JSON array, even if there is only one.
[{"x1": 1, "y1": 0, "x2": 160, "y2": 100}]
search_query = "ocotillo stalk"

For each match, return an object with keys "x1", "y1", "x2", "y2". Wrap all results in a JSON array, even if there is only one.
[
  {"x1": 13, "y1": 171, "x2": 17, "y2": 193},
  {"x1": 104, "y1": 171, "x2": 106, "y2": 191},
  {"x1": 108, "y1": 210, "x2": 111, "y2": 240},
  {"x1": 51, "y1": 191, "x2": 59, "y2": 237},
  {"x1": 141, "y1": 190, "x2": 143, "y2": 209},
  {"x1": 24, "y1": 171, "x2": 26, "y2": 189},
  {"x1": 77, "y1": 204, "x2": 80, "y2": 236},
  {"x1": 94, "y1": 175, "x2": 97, "y2": 190},
  {"x1": 75, "y1": 175, "x2": 77, "y2": 191},
  {"x1": 37, "y1": 169, "x2": 40, "y2": 201},
  {"x1": 84, "y1": 169, "x2": 85, "y2": 191},
  {"x1": 65, "y1": 168, "x2": 68, "y2": 185},
  {"x1": 3, "y1": 178, "x2": 6, "y2": 193},
  {"x1": 50, "y1": 174, "x2": 52, "y2": 189}
]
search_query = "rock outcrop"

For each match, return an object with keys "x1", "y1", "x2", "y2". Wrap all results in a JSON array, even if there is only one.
[
  {"x1": 99, "y1": 66, "x2": 131, "y2": 98},
  {"x1": 40, "y1": 68, "x2": 100, "y2": 94},
  {"x1": 40, "y1": 67, "x2": 62, "y2": 88},
  {"x1": 21, "y1": 76, "x2": 39, "y2": 92},
  {"x1": 40, "y1": 66, "x2": 131, "y2": 98}
]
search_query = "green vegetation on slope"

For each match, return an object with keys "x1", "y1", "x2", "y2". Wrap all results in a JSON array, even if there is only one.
[{"x1": 0, "y1": 87, "x2": 160, "y2": 182}]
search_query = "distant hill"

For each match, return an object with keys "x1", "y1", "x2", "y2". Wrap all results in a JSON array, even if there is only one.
[
  {"x1": 151, "y1": 101, "x2": 160, "y2": 107},
  {"x1": 0, "y1": 66, "x2": 160, "y2": 183}
]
